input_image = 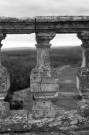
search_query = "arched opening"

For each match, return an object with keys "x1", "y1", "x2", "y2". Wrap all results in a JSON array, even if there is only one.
[
  {"x1": 2, "y1": 33, "x2": 37, "y2": 109},
  {"x1": 1, "y1": 33, "x2": 36, "y2": 92},
  {"x1": 50, "y1": 34, "x2": 82, "y2": 94},
  {"x1": 50, "y1": 34, "x2": 82, "y2": 68},
  {"x1": 50, "y1": 34, "x2": 82, "y2": 110},
  {"x1": 51, "y1": 34, "x2": 82, "y2": 47},
  {"x1": 2, "y1": 33, "x2": 36, "y2": 49},
  {"x1": 2, "y1": 33, "x2": 83, "y2": 110}
]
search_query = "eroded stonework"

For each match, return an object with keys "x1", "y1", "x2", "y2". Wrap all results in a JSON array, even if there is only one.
[
  {"x1": 30, "y1": 32, "x2": 60, "y2": 122},
  {"x1": 1, "y1": 16, "x2": 89, "y2": 134},
  {"x1": 77, "y1": 67, "x2": 89, "y2": 97},
  {"x1": 0, "y1": 101, "x2": 9, "y2": 118},
  {"x1": 32, "y1": 101, "x2": 56, "y2": 119},
  {"x1": 30, "y1": 67, "x2": 59, "y2": 93},
  {"x1": 0, "y1": 66, "x2": 10, "y2": 93},
  {"x1": 30, "y1": 32, "x2": 59, "y2": 97},
  {"x1": 77, "y1": 31, "x2": 89, "y2": 117}
]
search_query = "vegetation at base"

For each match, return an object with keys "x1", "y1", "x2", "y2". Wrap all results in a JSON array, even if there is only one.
[{"x1": 1, "y1": 46, "x2": 82, "y2": 93}]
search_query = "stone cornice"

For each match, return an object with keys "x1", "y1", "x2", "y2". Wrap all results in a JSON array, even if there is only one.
[
  {"x1": 0, "y1": 16, "x2": 89, "y2": 34},
  {"x1": 0, "y1": 17, "x2": 35, "y2": 34},
  {"x1": 36, "y1": 16, "x2": 89, "y2": 22},
  {"x1": 0, "y1": 17, "x2": 35, "y2": 22},
  {"x1": 1, "y1": 16, "x2": 89, "y2": 22}
]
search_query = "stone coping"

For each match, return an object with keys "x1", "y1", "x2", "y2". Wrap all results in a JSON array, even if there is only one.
[
  {"x1": 0, "y1": 16, "x2": 89, "y2": 22},
  {"x1": 1, "y1": 16, "x2": 89, "y2": 34},
  {"x1": 0, "y1": 17, "x2": 35, "y2": 22},
  {"x1": 0, "y1": 109, "x2": 89, "y2": 133},
  {"x1": 35, "y1": 16, "x2": 89, "y2": 22}
]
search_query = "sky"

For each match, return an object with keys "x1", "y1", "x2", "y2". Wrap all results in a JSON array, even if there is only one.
[{"x1": 0, "y1": 0, "x2": 88, "y2": 48}]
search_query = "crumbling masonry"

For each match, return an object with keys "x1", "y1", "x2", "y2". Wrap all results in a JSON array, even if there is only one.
[{"x1": 0, "y1": 16, "x2": 89, "y2": 134}]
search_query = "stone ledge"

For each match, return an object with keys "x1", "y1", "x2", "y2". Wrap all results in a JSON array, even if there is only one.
[
  {"x1": 0, "y1": 110, "x2": 28, "y2": 132},
  {"x1": 1, "y1": 16, "x2": 89, "y2": 23},
  {"x1": 36, "y1": 16, "x2": 89, "y2": 22},
  {"x1": 1, "y1": 16, "x2": 89, "y2": 34},
  {"x1": 0, "y1": 109, "x2": 89, "y2": 133},
  {"x1": 0, "y1": 17, "x2": 35, "y2": 22}
]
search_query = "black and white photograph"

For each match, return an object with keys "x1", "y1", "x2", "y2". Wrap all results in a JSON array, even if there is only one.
[{"x1": 0, "y1": 0, "x2": 89, "y2": 135}]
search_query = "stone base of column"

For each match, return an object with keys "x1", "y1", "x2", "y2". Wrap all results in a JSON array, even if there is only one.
[
  {"x1": 30, "y1": 67, "x2": 59, "y2": 93},
  {"x1": 77, "y1": 99, "x2": 89, "y2": 117},
  {"x1": 77, "y1": 67, "x2": 89, "y2": 117},
  {"x1": 76, "y1": 67, "x2": 89, "y2": 94},
  {"x1": 31, "y1": 79, "x2": 59, "y2": 95},
  {"x1": 0, "y1": 100, "x2": 10, "y2": 118},
  {"x1": 32, "y1": 100, "x2": 58, "y2": 119}
]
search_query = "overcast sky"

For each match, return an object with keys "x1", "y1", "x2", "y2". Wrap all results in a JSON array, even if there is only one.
[{"x1": 0, "y1": 0, "x2": 88, "y2": 48}]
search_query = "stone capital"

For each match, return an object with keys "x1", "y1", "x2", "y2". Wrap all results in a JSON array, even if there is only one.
[
  {"x1": 77, "y1": 31, "x2": 89, "y2": 48},
  {"x1": 0, "y1": 33, "x2": 6, "y2": 41},
  {"x1": 0, "y1": 33, "x2": 6, "y2": 47},
  {"x1": 35, "y1": 32, "x2": 56, "y2": 46}
]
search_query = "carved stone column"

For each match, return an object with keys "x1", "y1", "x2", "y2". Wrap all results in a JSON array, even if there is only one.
[
  {"x1": 77, "y1": 31, "x2": 89, "y2": 117},
  {"x1": 0, "y1": 33, "x2": 10, "y2": 118},
  {"x1": 30, "y1": 32, "x2": 59, "y2": 119}
]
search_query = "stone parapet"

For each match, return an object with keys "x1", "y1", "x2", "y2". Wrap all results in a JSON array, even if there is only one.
[
  {"x1": 0, "y1": 109, "x2": 89, "y2": 134},
  {"x1": 1, "y1": 16, "x2": 89, "y2": 134}
]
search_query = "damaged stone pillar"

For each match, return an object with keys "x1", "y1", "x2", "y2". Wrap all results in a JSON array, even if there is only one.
[
  {"x1": 77, "y1": 31, "x2": 89, "y2": 117},
  {"x1": 0, "y1": 33, "x2": 10, "y2": 118},
  {"x1": 30, "y1": 32, "x2": 59, "y2": 119}
]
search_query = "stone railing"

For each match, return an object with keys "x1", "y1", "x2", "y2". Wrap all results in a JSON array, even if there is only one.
[{"x1": 0, "y1": 16, "x2": 89, "y2": 134}]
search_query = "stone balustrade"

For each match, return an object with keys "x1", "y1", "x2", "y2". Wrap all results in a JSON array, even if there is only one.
[{"x1": 0, "y1": 16, "x2": 89, "y2": 134}]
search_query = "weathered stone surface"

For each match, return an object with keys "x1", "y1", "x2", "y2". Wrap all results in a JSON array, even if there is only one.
[
  {"x1": 0, "y1": 109, "x2": 89, "y2": 134},
  {"x1": 30, "y1": 32, "x2": 59, "y2": 97},
  {"x1": 1, "y1": 16, "x2": 89, "y2": 34},
  {"x1": 72, "y1": 131, "x2": 89, "y2": 135},
  {"x1": 10, "y1": 110, "x2": 28, "y2": 132},
  {"x1": 36, "y1": 16, "x2": 89, "y2": 22},
  {"x1": 31, "y1": 78, "x2": 59, "y2": 93},
  {"x1": 28, "y1": 109, "x2": 88, "y2": 133},
  {"x1": 0, "y1": 101, "x2": 9, "y2": 118},
  {"x1": 0, "y1": 115, "x2": 12, "y2": 132},
  {"x1": 76, "y1": 31, "x2": 89, "y2": 117},
  {"x1": 0, "y1": 34, "x2": 10, "y2": 100},
  {"x1": 77, "y1": 31, "x2": 89, "y2": 67},
  {"x1": 31, "y1": 67, "x2": 58, "y2": 82},
  {"x1": 0, "y1": 66, "x2": 10, "y2": 96},
  {"x1": 31, "y1": 101, "x2": 57, "y2": 119},
  {"x1": 0, "y1": 33, "x2": 6, "y2": 42},
  {"x1": 0, "y1": 110, "x2": 28, "y2": 132},
  {"x1": 35, "y1": 16, "x2": 89, "y2": 33},
  {"x1": 1, "y1": 16, "x2": 89, "y2": 134},
  {"x1": 77, "y1": 99, "x2": 89, "y2": 117},
  {"x1": 76, "y1": 67, "x2": 89, "y2": 97},
  {"x1": 0, "y1": 17, "x2": 35, "y2": 34}
]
